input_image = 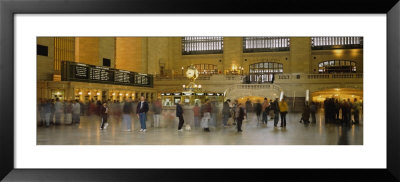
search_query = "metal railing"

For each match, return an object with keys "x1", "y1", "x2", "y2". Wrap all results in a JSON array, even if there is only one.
[{"x1": 276, "y1": 73, "x2": 363, "y2": 80}]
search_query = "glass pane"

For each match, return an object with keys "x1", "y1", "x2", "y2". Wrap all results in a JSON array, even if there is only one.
[
  {"x1": 255, "y1": 64, "x2": 259, "y2": 68},
  {"x1": 259, "y1": 63, "x2": 263, "y2": 68},
  {"x1": 264, "y1": 63, "x2": 268, "y2": 68}
]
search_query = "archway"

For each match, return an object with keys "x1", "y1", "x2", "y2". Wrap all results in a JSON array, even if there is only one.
[{"x1": 311, "y1": 88, "x2": 363, "y2": 103}]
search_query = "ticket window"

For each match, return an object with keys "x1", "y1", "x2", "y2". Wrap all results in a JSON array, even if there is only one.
[
  {"x1": 163, "y1": 97, "x2": 172, "y2": 106},
  {"x1": 174, "y1": 97, "x2": 181, "y2": 105}
]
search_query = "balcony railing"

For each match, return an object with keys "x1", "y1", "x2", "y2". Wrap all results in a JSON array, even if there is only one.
[{"x1": 276, "y1": 73, "x2": 362, "y2": 80}]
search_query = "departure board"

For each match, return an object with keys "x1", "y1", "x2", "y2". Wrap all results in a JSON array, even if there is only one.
[
  {"x1": 73, "y1": 64, "x2": 89, "y2": 79},
  {"x1": 61, "y1": 61, "x2": 153, "y2": 87},
  {"x1": 114, "y1": 70, "x2": 132, "y2": 84}
]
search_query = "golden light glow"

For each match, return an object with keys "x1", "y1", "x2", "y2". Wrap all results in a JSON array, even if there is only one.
[
  {"x1": 97, "y1": 92, "x2": 100, "y2": 96},
  {"x1": 78, "y1": 92, "x2": 82, "y2": 95},
  {"x1": 333, "y1": 49, "x2": 344, "y2": 57},
  {"x1": 112, "y1": 93, "x2": 115, "y2": 96}
]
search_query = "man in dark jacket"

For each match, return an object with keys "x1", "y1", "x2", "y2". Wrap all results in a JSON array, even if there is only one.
[
  {"x1": 136, "y1": 96, "x2": 149, "y2": 132},
  {"x1": 236, "y1": 103, "x2": 245, "y2": 132},
  {"x1": 176, "y1": 101, "x2": 184, "y2": 131},
  {"x1": 273, "y1": 98, "x2": 280, "y2": 127},
  {"x1": 254, "y1": 100, "x2": 262, "y2": 126},
  {"x1": 222, "y1": 99, "x2": 231, "y2": 127},
  {"x1": 100, "y1": 102, "x2": 109, "y2": 130}
]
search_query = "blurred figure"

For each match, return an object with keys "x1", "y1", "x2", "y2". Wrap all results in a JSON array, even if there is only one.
[
  {"x1": 152, "y1": 99, "x2": 162, "y2": 128},
  {"x1": 245, "y1": 98, "x2": 252, "y2": 118},
  {"x1": 100, "y1": 102, "x2": 109, "y2": 130},
  {"x1": 310, "y1": 101, "x2": 317, "y2": 123},
  {"x1": 54, "y1": 98, "x2": 63, "y2": 125},
  {"x1": 122, "y1": 99, "x2": 133, "y2": 132},
  {"x1": 278, "y1": 98, "x2": 288, "y2": 127},
  {"x1": 193, "y1": 103, "x2": 201, "y2": 128},
  {"x1": 72, "y1": 99, "x2": 81, "y2": 125},
  {"x1": 334, "y1": 99, "x2": 340, "y2": 121},
  {"x1": 347, "y1": 98, "x2": 353, "y2": 123},
  {"x1": 222, "y1": 99, "x2": 231, "y2": 127},
  {"x1": 49, "y1": 99, "x2": 55, "y2": 125},
  {"x1": 272, "y1": 98, "x2": 280, "y2": 127},
  {"x1": 301, "y1": 103, "x2": 311, "y2": 124},
  {"x1": 43, "y1": 99, "x2": 52, "y2": 127},
  {"x1": 254, "y1": 100, "x2": 262, "y2": 126},
  {"x1": 269, "y1": 99, "x2": 275, "y2": 120},
  {"x1": 210, "y1": 99, "x2": 218, "y2": 128},
  {"x1": 231, "y1": 100, "x2": 238, "y2": 126},
  {"x1": 352, "y1": 98, "x2": 361, "y2": 125},
  {"x1": 38, "y1": 99, "x2": 46, "y2": 127},
  {"x1": 236, "y1": 103, "x2": 245, "y2": 132},
  {"x1": 136, "y1": 96, "x2": 149, "y2": 132},
  {"x1": 341, "y1": 99, "x2": 349, "y2": 125},
  {"x1": 64, "y1": 100, "x2": 73, "y2": 125},
  {"x1": 176, "y1": 100, "x2": 184, "y2": 131},
  {"x1": 96, "y1": 100, "x2": 102, "y2": 116},
  {"x1": 262, "y1": 98, "x2": 270, "y2": 125},
  {"x1": 201, "y1": 99, "x2": 211, "y2": 132}
]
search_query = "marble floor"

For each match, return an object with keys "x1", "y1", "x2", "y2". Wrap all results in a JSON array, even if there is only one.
[{"x1": 37, "y1": 111, "x2": 363, "y2": 145}]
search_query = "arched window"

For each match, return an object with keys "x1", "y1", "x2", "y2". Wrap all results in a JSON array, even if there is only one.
[
  {"x1": 243, "y1": 37, "x2": 290, "y2": 53},
  {"x1": 182, "y1": 37, "x2": 223, "y2": 55},
  {"x1": 248, "y1": 62, "x2": 283, "y2": 83},
  {"x1": 318, "y1": 60, "x2": 356, "y2": 73},
  {"x1": 311, "y1": 37, "x2": 363, "y2": 50}
]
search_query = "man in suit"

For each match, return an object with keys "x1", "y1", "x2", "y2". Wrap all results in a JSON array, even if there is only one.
[
  {"x1": 176, "y1": 101, "x2": 184, "y2": 131},
  {"x1": 136, "y1": 96, "x2": 149, "y2": 132}
]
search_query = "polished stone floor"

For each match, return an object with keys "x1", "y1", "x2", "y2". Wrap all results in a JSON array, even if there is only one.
[{"x1": 37, "y1": 110, "x2": 363, "y2": 145}]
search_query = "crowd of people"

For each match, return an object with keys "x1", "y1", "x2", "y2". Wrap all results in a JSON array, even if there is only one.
[{"x1": 37, "y1": 95, "x2": 362, "y2": 133}]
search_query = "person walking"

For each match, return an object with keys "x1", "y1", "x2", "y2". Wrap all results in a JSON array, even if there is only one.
[
  {"x1": 310, "y1": 101, "x2": 317, "y2": 123},
  {"x1": 100, "y1": 102, "x2": 109, "y2": 130},
  {"x1": 222, "y1": 99, "x2": 231, "y2": 127},
  {"x1": 136, "y1": 96, "x2": 149, "y2": 132},
  {"x1": 262, "y1": 98, "x2": 270, "y2": 125},
  {"x1": 193, "y1": 103, "x2": 201, "y2": 128},
  {"x1": 236, "y1": 103, "x2": 245, "y2": 132},
  {"x1": 176, "y1": 101, "x2": 184, "y2": 131},
  {"x1": 72, "y1": 99, "x2": 81, "y2": 125},
  {"x1": 273, "y1": 98, "x2": 280, "y2": 127},
  {"x1": 278, "y1": 98, "x2": 288, "y2": 127},
  {"x1": 43, "y1": 99, "x2": 52, "y2": 127},
  {"x1": 49, "y1": 99, "x2": 55, "y2": 125},
  {"x1": 54, "y1": 98, "x2": 63, "y2": 125},
  {"x1": 269, "y1": 99, "x2": 275, "y2": 120},
  {"x1": 352, "y1": 98, "x2": 361, "y2": 125},
  {"x1": 254, "y1": 100, "x2": 262, "y2": 126},
  {"x1": 245, "y1": 98, "x2": 252, "y2": 119},
  {"x1": 201, "y1": 99, "x2": 211, "y2": 132},
  {"x1": 302, "y1": 103, "x2": 311, "y2": 125},
  {"x1": 122, "y1": 99, "x2": 133, "y2": 132},
  {"x1": 152, "y1": 99, "x2": 162, "y2": 128},
  {"x1": 64, "y1": 100, "x2": 73, "y2": 125}
]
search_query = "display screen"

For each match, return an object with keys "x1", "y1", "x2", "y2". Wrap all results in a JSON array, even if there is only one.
[{"x1": 62, "y1": 61, "x2": 152, "y2": 87}]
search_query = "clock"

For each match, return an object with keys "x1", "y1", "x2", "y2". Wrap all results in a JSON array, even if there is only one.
[{"x1": 185, "y1": 65, "x2": 199, "y2": 82}]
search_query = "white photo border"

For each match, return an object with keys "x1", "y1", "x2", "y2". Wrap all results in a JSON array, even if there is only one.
[{"x1": 15, "y1": 14, "x2": 386, "y2": 168}]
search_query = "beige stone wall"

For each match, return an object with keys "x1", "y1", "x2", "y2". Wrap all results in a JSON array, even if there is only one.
[
  {"x1": 115, "y1": 37, "x2": 143, "y2": 72},
  {"x1": 37, "y1": 37, "x2": 54, "y2": 81},
  {"x1": 98, "y1": 37, "x2": 116, "y2": 68},
  {"x1": 289, "y1": 37, "x2": 312, "y2": 73},
  {"x1": 75, "y1": 37, "x2": 99, "y2": 65}
]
